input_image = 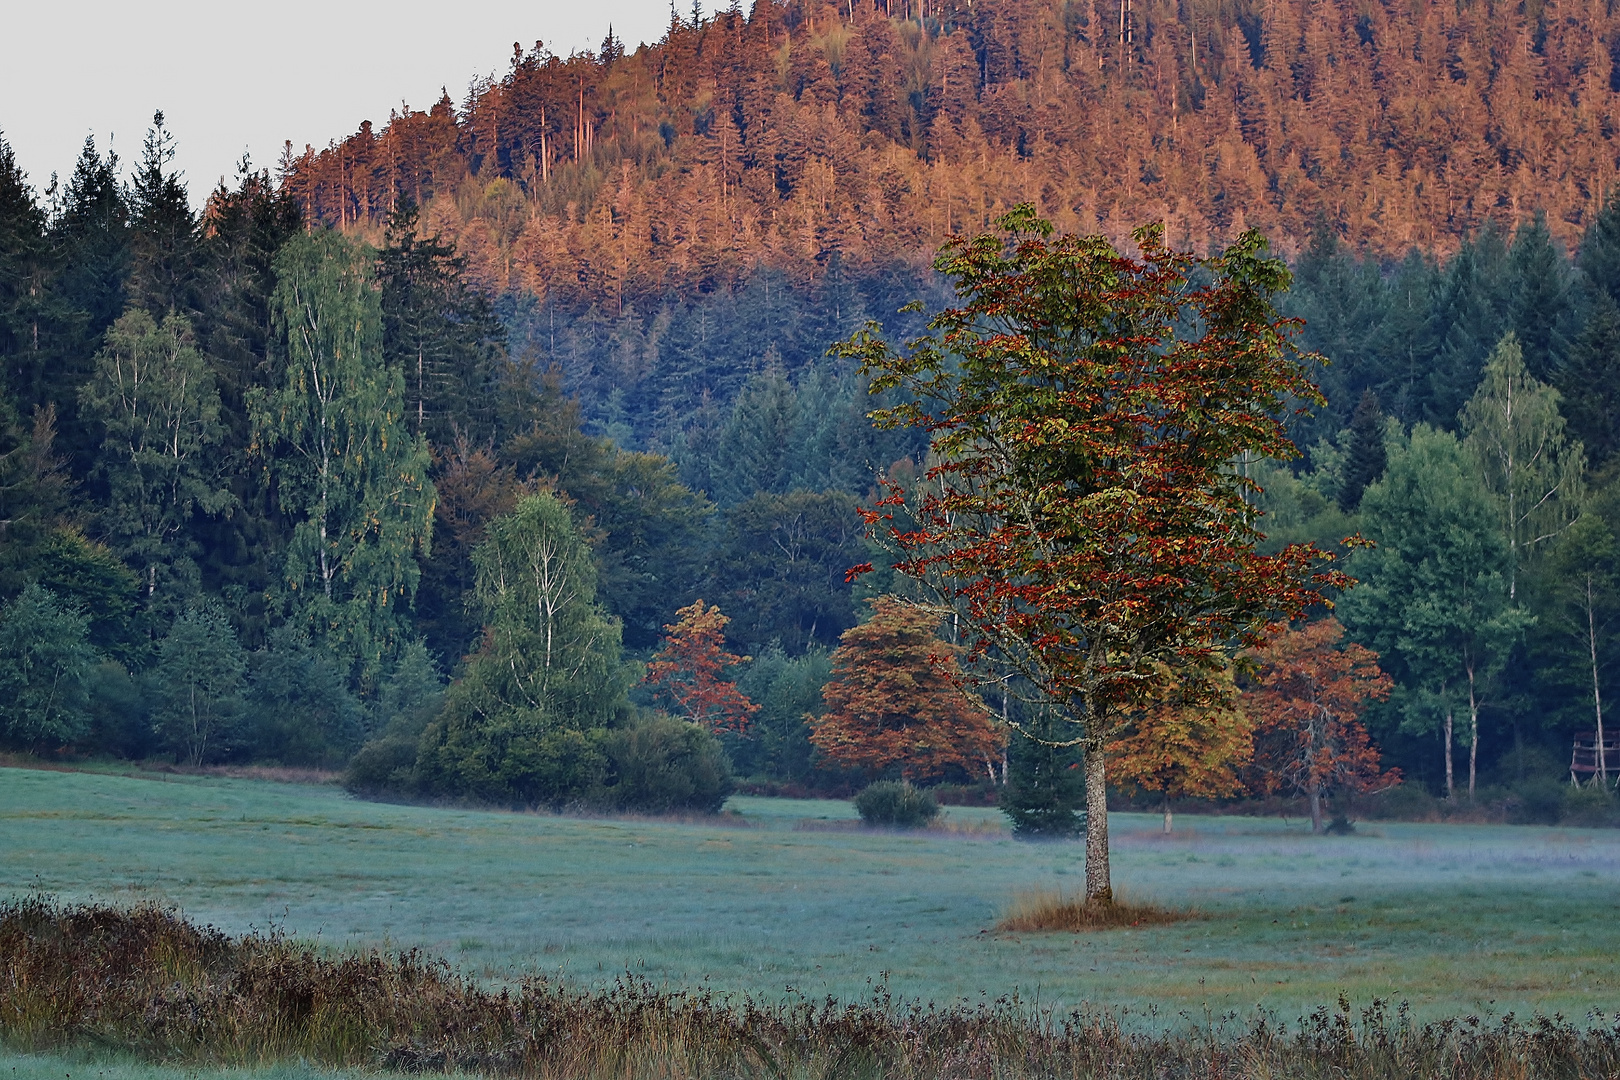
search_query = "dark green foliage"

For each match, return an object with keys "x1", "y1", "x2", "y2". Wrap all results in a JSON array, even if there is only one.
[
  {"x1": 854, "y1": 779, "x2": 939, "y2": 828},
  {"x1": 1000, "y1": 711, "x2": 1085, "y2": 839},
  {"x1": 730, "y1": 644, "x2": 831, "y2": 780},
  {"x1": 1555, "y1": 291, "x2": 1620, "y2": 470},
  {"x1": 127, "y1": 112, "x2": 199, "y2": 319},
  {"x1": 377, "y1": 200, "x2": 502, "y2": 447},
  {"x1": 27, "y1": 528, "x2": 140, "y2": 664},
  {"x1": 85, "y1": 660, "x2": 151, "y2": 759},
  {"x1": 345, "y1": 642, "x2": 446, "y2": 797},
  {"x1": 0, "y1": 583, "x2": 95, "y2": 750},
  {"x1": 242, "y1": 626, "x2": 364, "y2": 766},
  {"x1": 601, "y1": 712, "x2": 734, "y2": 813},
  {"x1": 710, "y1": 489, "x2": 866, "y2": 654},
  {"x1": 1561, "y1": 783, "x2": 1620, "y2": 826},
  {"x1": 0, "y1": 134, "x2": 51, "y2": 391},
  {"x1": 1505, "y1": 213, "x2": 1573, "y2": 381},
  {"x1": 33, "y1": 138, "x2": 128, "y2": 468},
  {"x1": 1337, "y1": 390, "x2": 1387, "y2": 512},
  {"x1": 150, "y1": 602, "x2": 246, "y2": 765}
]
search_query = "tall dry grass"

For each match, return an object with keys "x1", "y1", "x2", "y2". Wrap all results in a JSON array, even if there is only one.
[
  {"x1": 996, "y1": 889, "x2": 1196, "y2": 932},
  {"x1": 2, "y1": 898, "x2": 1616, "y2": 1079}
]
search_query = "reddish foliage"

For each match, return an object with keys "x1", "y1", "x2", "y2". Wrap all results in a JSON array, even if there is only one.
[
  {"x1": 1245, "y1": 618, "x2": 1398, "y2": 824},
  {"x1": 843, "y1": 207, "x2": 1349, "y2": 897},
  {"x1": 810, "y1": 597, "x2": 1006, "y2": 781},
  {"x1": 641, "y1": 600, "x2": 759, "y2": 735}
]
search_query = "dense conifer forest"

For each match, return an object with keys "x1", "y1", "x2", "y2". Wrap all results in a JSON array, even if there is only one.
[{"x1": 5, "y1": 0, "x2": 1620, "y2": 820}]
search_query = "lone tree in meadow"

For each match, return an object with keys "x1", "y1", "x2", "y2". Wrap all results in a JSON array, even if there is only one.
[
  {"x1": 642, "y1": 599, "x2": 758, "y2": 735},
  {"x1": 810, "y1": 596, "x2": 1005, "y2": 782},
  {"x1": 840, "y1": 206, "x2": 1345, "y2": 903}
]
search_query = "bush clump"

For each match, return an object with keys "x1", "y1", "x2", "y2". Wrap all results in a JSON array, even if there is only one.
[
  {"x1": 600, "y1": 713, "x2": 734, "y2": 813},
  {"x1": 854, "y1": 780, "x2": 939, "y2": 828}
]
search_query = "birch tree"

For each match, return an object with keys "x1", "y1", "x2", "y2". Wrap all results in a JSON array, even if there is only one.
[
  {"x1": 254, "y1": 230, "x2": 433, "y2": 690},
  {"x1": 1460, "y1": 333, "x2": 1585, "y2": 600},
  {"x1": 79, "y1": 308, "x2": 231, "y2": 605}
]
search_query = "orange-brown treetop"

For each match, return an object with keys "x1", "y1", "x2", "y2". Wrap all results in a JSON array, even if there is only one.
[
  {"x1": 810, "y1": 596, "x2": 1005, "y2": 781},
  {"x1": 284, "y1": 0, "x2": 1620, "y2": 309},
  {"x1": 642, "y1": 599, "x2": 760, "y2": 735}
]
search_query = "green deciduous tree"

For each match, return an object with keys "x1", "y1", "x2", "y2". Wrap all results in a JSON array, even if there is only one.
[
  {"x1": 79, "y1": 308, "x2": 232, "y2": 606},
  {"x1": 1342, "y1": 425, "x2": 1521, "y2": 798},
  {"x1": 254, "y1": 229, "x2": 434, "y2": 689},
  {"x1": 1534, "y1": 514, "x2": 1620, "y2": 780},
  {"x1": 151, "y1": 602, "x2": 245, "y2": 765},
  {"x1": 0, "y1": 583, "x2": 95, "y2": 751},
  {"x1": 415, "y1": 492, "x2": 629, "y2": 806},
  {"x1": 1459, "y1": 333, "x2": 1584, "y2": 600}
]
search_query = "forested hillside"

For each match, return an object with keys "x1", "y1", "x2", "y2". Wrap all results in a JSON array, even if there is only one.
[{"x1": 5, "y1": 0, "x2": 1620, "y2": 819}]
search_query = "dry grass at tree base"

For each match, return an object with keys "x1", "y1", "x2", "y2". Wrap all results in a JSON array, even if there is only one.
[
  {"x1": 996, "y1": 890, "x2": 1198, "y2": 933},
  {"x1": 4, "y1": 899, "x2": 1620, "y2": 1080}
]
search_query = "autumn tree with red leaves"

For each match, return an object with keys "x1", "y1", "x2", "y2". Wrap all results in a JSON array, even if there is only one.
[
  {"x1": 1245, "y1": 618, "x2": 1397, "y2": 833},
  {"x1": 810, "y1": 597, "x2": 1005, "y2": 782},
  {"x1": 1108, "y1": 664, "x2": 1253, "y2": 835},
  {"x1": 641, "y1": 600, "x2": 758, "y2": 735},
  {"x1": 841, "y1": 206, "x2": 1346, "y2": 902}
]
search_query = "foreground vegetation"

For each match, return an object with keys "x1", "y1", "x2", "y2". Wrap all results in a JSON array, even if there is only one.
[
  {"x1": 3, "y1": 766, "x2": 1617, "y2": 1021},
  {"x1": 4, "y1": 897, "x2": 1619, "y2": 1080}
]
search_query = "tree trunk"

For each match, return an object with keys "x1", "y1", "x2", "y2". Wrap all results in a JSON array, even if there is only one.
[
  {"x1": 1466, "y1": 659, "x2": 1479, "y2": 800},
  {"x1": 1083, "y1": 746, "x2": 1112, "y2": 903},
  {"x1": 1444, "y1": 706, "x2": 1454, "y2": 799},
  {"x1": 1589, "y1": 574, "x2": 1607, "y2": 784},
  {"x1": 1162, "y1": 794, "x2": 1172, "y2": 835},
  {"x1": 1308, "y1": 774, "x2": 1323, "y2": 833}
]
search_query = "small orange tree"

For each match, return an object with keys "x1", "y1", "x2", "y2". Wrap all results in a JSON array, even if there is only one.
[
  {"x1": 641, "y1": 600, "x2": 758, "y2": 735},
  {"x1": 1108, "y1": 664, "x2": 1252, "y2": 834},
  {"x1": 1245, "y1": 618, "x2": 1396, "y2": 832},
  {"x1": 811, "y1": 597, "x2": 1006, "y2": 781}
]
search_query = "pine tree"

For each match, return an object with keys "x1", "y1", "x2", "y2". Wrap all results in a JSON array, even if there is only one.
[
  {"x1": 1506, "y1": 212, "x2": 1573, "y2": 381},
  {"x1": 1555, "y1": 291, "x2": 1620, "y2": 471},
  {"x1": 1000, "y1": 707, "x2": 1085, "y2": 839},
  {"x1": 377, "y1": 199, "x2": 501, "y2": 448},
  {"x1": 1338, "y1": 390, "x2": 1387, "y2": 511},
  {"x1": 0, "y1": 134, "x2": 52, "y2": 394},
  {"x1": 128, "y1": 112, "x2": 198, "y2": 319}
]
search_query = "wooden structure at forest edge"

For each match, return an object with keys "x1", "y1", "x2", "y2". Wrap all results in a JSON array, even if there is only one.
[{"x1": 1570, "y1": 731, "x2": 1620, "y2": 786}]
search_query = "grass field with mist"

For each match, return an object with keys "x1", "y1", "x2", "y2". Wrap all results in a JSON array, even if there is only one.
[{"x1": 1, "y1": 763, "x2": 1616, "y2": 1024}]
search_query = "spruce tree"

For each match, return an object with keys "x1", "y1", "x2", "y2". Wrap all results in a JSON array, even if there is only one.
[
  {"x1": 1506, "y1": 212, "x2": 1572, "y2": 381},
  {"x1": 0, "y1": 134, "x2": 51, "y2": 391},
  {"x1": 1338, "y1": 390, "x2": 1388, "y2": 511},
  {"x1": 1555, "y1": 291, "x2": 1620, "y2": 470},
  {"x1": 1000, "y1": 707, "x2": 1086, "y2": 839},
  {"x1": 128, "y1": 112, "x2": 198, "y2": 319},
  {"x1": 377, "y1": 199, "x2": 501, "y2": 448}
]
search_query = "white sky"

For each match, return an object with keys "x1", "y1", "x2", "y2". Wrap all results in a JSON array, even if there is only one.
[{"x1": 2, "y1": 0, "x2": 678, "y2": 202}]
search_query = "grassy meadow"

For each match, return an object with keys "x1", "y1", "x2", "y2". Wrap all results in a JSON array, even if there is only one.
[{"x1": 1, "y1": 763, "x2": 1616, "y2": 1025}]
